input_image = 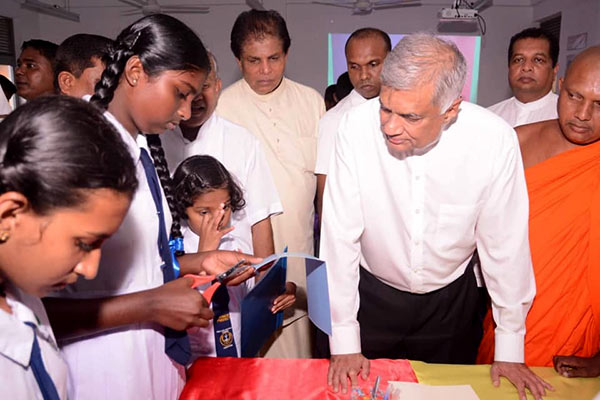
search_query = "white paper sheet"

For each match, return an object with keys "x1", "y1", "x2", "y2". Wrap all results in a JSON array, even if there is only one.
[{"x1": 387, "y1": 381, "x2": 480, "y2": 400}]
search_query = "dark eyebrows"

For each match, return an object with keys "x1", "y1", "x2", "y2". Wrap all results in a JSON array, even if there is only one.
[
  {"x1": 181, "y1": 81, "x2": 198, "y2": 96},
  {"x1": 82, "y1": 232, "x2": 111, "y2": 240},
  {"x1": 400, "y1": 113, "x2": 422, "y2": 120},
  {"x1": 379, "y1": 99, "x2": 390, "y2": 111}
]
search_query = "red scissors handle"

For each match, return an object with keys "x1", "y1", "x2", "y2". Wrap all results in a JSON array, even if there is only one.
[{"x1": 184, "y1": 274, "x2": 221, "y2": 304}]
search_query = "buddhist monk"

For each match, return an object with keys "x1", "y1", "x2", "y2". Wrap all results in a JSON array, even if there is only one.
[{"x1": 478, "y1": 46, "x2": 600, "y2": 369}]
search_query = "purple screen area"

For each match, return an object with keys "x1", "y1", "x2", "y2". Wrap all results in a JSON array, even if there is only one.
[{"x1": 329, "y1": 33, "x2": 480, "y2": 103}]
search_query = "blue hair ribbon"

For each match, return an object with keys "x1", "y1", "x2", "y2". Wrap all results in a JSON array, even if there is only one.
[{"x1": 169, "y1": 236, "x2": 184, "y2": 279}]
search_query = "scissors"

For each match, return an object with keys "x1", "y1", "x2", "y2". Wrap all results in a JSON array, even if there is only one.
[{"x1": 184, "y1": 259, "x2": 249, "y2": 303}]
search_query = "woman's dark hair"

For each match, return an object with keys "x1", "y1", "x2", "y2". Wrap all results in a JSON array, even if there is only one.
[
  {"x1": 0, "y1": 96, "x2": 138, "y2": 214},
  {"x1": 172, "y1": 155, "x2": 245, "y2": 220},
  {"x1": 230, "y1": 9, "x2": 291, "y2": 59},
  {"x1": 90, "y1": 13, "x2": 211, "y2": 243}
]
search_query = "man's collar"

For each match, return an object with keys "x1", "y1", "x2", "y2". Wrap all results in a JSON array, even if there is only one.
[
  {"x1": 514, "y1": 90, "x2": 555, "y2": 109},
  {"x1": 241, "y1": 77, "x2": 287, "y2": 102},
  {"x1": 177, "y1": 113, "x2": 218, "y2": 145}
]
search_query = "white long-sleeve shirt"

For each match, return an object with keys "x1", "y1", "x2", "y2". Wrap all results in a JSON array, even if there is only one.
[
  {"x1": 161, "y1": 113, "x2": 283, "y2": 228},
  {"x1": 315, "y1": 89, "x2": 367, "y2": 175},
  {"x1": 320, "y1": 98, "x2": 536, "y2": 363},
  {"x1": 488, "y1": 91, "x2": 558, "y2": 127}
]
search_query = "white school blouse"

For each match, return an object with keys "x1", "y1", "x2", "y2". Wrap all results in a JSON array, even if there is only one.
[
  {"x1": 321, "y1": 99, "x2": 536, "y2": 363},
  {"x1": 55, "y1": 112, "x2": 185, "y2": 400},
  {"x1": 0, "y1": 284, "x2": 68, "y2": 400},
  {"x1": 488, "y1": 91, "x2": 558, "y2": 127},
  {"x1": 315, "y1": 89, "x2": 367, "y2": 175},
  {"x1": 161, "y1": 112, "x2": 283, "y2": 228}
]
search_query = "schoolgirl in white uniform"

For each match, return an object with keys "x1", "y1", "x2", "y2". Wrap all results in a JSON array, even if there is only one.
[
  {"x1": 0, "y1": 96, "x2": 137, "y2": 399},
  {"x1": 43, "y1": 14, "x2": 258, "y2": 400}
]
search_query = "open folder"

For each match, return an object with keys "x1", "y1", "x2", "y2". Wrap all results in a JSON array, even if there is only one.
[{"x1": 240, "y1": 252, "x2": 332, "y2": 357}]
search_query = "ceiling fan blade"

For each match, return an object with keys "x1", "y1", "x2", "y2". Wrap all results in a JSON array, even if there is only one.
[
  {"x1": 161, "y1": 8, "x2": 210, "y2": 14},
  {"x1": 121, "y1": 9, "x2": 144, "y2": 15},
  {"x1": 118, "y1": 0, "x2": 145, "y2": 8},
  {"x1": 160, "y1": 6, "x2": 210, "y2": 13},
  {"x1": 118, "y1": 0, "x2": 147, "y2": 6},
  {"x1": 312, "y1": 1, "x2": 354, "y2": 8},
  {"x1": 162, "y1": 5, "x2": 210, "y2": 10},
  {"x1": 246, "y1": 0, "x2": 266, "y2": 10},
  {"x1": 374, "y1": 0, "x2": 421, "y2": 5},
  {"x1": 373, "y1": 3, "x2": 421, "y2": 10}
]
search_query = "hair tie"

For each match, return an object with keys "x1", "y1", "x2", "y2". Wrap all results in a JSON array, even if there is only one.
[{"x1": 129, "y1": 31, "x2": 142, "y2": 50}]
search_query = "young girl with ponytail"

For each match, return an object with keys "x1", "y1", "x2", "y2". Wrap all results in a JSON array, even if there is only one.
[
  {"x1": 44, "y1": 14, "x2": 258, "y2": 400},
  {"x1": 0, "y1": 96, "x2": 138, "y2": 399}
]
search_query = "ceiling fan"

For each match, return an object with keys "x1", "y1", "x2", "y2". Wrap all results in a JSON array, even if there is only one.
[
  {"x1": 118, "y1": 0, "x2": 210, "y2": 16},
  {"x1": 246, "y1": 0, "x2": 266, "y2": 10},
  {"x1": 313, "y1": 0, "x2": 421, "y2": 15}
]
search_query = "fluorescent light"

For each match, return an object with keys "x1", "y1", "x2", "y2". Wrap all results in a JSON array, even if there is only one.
[{"x1": 21, "y1": 0, "x2": 80, "y2": 22}]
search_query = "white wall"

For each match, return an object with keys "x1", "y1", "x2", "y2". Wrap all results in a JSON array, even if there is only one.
[
  {"x1": 532, "y1": 0, "x2": 600, "y2": 79},
  {"x1": 6, "y1": 0, "x2": 595, "y2": 106},
  {"x1": 1, "y1": 0, "x2": 43, "y2": 55}
]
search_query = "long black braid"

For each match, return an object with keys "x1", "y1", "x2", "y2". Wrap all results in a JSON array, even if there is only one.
[
  {"x1": 146, "y1": 134, "x2": 184, "y2": 247},
  {"x1": 89, "y1": 14, "x2": 210, "y2": 252}
]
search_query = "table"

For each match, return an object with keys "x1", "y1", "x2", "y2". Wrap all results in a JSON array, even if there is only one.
[{"x1": 179, "y1": 358, "x2": 600, "y2": 399}]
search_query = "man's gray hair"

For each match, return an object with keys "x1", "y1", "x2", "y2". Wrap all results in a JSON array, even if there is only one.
[
  {"x1": 381, "y1": 32, "x2": 467, "y2": 111},
  {"x1": 207, "y1": 50, "x2": 219, "y2": 77}
]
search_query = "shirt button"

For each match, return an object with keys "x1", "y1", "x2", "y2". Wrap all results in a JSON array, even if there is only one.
[
  {"x1": 415, "y1": 209, "x2": 420, "y2": 214},
  {"x1": 414, "y1": 240, "x2": 420, "y2": 245},
  {"x1": 415, "y1": 176, "x2": 420, "y2": 181}
]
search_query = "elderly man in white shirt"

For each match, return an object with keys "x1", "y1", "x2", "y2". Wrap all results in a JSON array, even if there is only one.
[
  {"x1": 315, "y1": 27, "x2": 391, "y2": 220},
  {"x1": 161, "y1": 53, "x2": 282, "y2": 258},
  {"x1": 322, "y1": 33, "x2": 553, "y2": 400},
  {"x1": 488, "y1": 27, "x2": 559, "y2": 127}
]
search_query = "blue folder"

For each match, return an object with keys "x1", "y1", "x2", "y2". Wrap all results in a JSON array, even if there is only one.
[{"x1": 240, "y1": 252, "x2": 332, "y2": 357}]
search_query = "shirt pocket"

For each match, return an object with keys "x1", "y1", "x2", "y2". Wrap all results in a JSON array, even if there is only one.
[{"x1": 434, "y1": 203, "x2": 479, "y2": 255}]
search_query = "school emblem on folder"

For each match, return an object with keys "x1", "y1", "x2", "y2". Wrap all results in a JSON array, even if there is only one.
[{"x1": 219, "y1": 329, "x2": 234, "y2": 348}]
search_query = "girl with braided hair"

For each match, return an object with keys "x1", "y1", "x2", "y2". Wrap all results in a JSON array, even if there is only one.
[
  {"x1": 172, "y1": 155, "x2": 295, "y2": 359},
  {"x1": 43, "y1": 14, "x2": 259, "y2": 400},
  {"x1": 0, "y1": 96, "x2": 137, "y2": 399}
]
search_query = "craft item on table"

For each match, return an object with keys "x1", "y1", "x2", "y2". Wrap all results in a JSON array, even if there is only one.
[
  {"x1": 387, "y1": 381, "x2": 480, "y2": 400},
  {"x1": 351, "y1": 375, "x2": 386, "y2": 400}
]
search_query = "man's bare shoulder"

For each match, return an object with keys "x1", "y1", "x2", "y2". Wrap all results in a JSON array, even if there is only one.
[{"x1": 517, "y1": 119, "x2": 567, "y2": 168}]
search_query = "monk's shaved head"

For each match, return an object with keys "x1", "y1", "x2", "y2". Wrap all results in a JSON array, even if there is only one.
[
  {"x1": 558, "y1": 45, "x2": 600, "y2": 145},
  {"x1": 564, "y1": 46, "x2": 600, "y2": 81}
]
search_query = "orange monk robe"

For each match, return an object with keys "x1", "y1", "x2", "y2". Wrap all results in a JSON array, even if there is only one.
[{"x1": 478, "y1": 140, "x2": 600, "y2": 366}]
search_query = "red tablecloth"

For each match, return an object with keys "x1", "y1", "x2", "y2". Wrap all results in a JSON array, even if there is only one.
[{"x1": 180, "y1": 358, "x2": 418, "y2": 399}]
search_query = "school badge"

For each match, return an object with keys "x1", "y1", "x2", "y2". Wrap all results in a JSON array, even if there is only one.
[{"x1": 219, "y1": 328, "x2": 234, "y2": 348}]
